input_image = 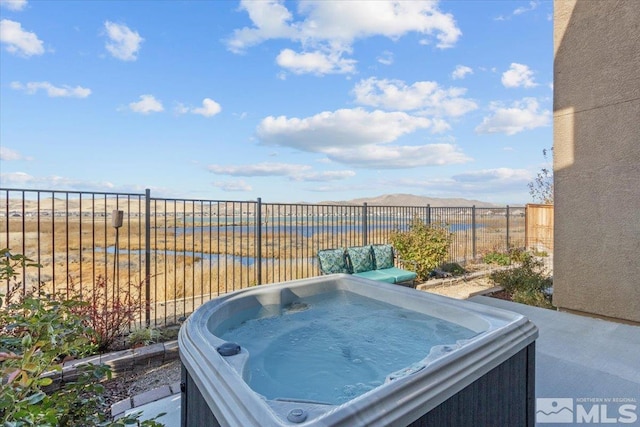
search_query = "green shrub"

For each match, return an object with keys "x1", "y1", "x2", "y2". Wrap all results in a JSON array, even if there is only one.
[
  {"x1": 490, "y1": 255, "x2": 554, "y2": 309},
  {"x1": 0, "y1": 249, "x2": 164, "y2": 426},
  {"x1": 483, "y1": 248, "x2": 531, "y2": 266},
  {"x1": 390, "y1": 218, "x2": 452, "y2": 281},
  {"x1": 482, "y1": 251, "x2": 511, "y2": 266}
]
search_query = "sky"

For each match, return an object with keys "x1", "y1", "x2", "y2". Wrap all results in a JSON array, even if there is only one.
[{"x1": 0, "y1": 0, "x2": 553, "y2": 204}]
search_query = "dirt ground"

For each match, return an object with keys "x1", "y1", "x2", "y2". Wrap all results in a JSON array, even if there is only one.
[{"x1": 420, "y1": 276, "x2": 499, "y2": 299}]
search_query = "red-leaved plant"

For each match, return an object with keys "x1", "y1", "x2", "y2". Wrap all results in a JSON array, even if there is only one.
[{"x1": 68, "y1": 275, "x2": 146, "y2": 352}]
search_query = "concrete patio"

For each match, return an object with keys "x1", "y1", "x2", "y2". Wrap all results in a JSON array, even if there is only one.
[{"x1": 125, "y1": 297, "x2": 640, "y2": 426}]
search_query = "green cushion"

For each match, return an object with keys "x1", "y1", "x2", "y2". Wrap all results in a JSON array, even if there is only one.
[
  {"x1": 380, "y1": 267, "x2": 417, "y2": 283},
  {"x1": 371, "y1": 244, "x2": 394, "y2": 269},
  {"x1": 317, "y1": 248, "x2": 348, "y2": 274},
  {"x1": 346, "y1": 245, "x2": 374, "y2": 273},
  {"x1": 353, "y1": 270, "x2": 396, "y2": 284}
]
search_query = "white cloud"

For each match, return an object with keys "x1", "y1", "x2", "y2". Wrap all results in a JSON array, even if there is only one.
[
  {"x1": 495, "y1": 1, "x2": 539, "y2": 21},
  {"x1": 294, "y1": 170, "x2": 356, "y2": 182},
  {"x1": 0, "y1": 0, "x2": 27, "y2": 11},
  {"x1": 212, "y1": 180, "x2": 252, "y2": 192},
  {"x1": 177, "y1": 98, "x2": 222, "y2": 117},
  {"x1": 10, "y1": 81, "x2": 91, "y2": 98},
  {"x1": 257, "y1": 108, "x2": 433, "y2": 150},
  {"x1": 377, "y1": 51, "x2": 394, "y2": 65},
  {"x1": 128, "y1": 94, "x2": 163, "y2": 114},
  {"x1": 501, "y1": 63, "x2": 537, "y2": 88},
  {"x1": 475, "y1": 98, "x2": 551, "y2": 135},
  {"x1": 0, "y1": 146, "x2": 30, "y2": 161},
  {"x1": 386, "y1": 167, "x2": 532, "y2": 199},
  {"x1": 208, "y1": 162, "x2": 310, "y2": 177},
  {"x1": 513, "y1": 1, "x2": 539, "y2": 15},
  {"x1": 104, "y1": 21, "x2": 143, "y2": 61},
  {"x1": 276, "y1": 48, "x2": 356, "y2": 75},
  {"x1": 256, "y1": 108, "x2": 472, "y2": 169},
  {"x1": 192, "y1": 98, "x2": 222, "y2": 117},
  {"x1": 453, "y1": 168, "x2": 531, "y2": 183},
  {"x1": 208, "y1": 162, "x2": 355, "y2": 182},
  {"x1": 324, "y1": 143, "x2": 471, "y2": 169},
  {"x1": 0, "y1": 171, "x2": 179, "y2": 196},
  {"x1": 0, "y1": 19, "x2": 44, "y2": 56},
  {"x1": 352, "y1": 78, "x2": 477, "y2": 117},
  {"x1": 452, "y1": 65, "x2": 473, "y2": 80},
  {"x1": 225, "y1": 0, "x2": 296, "y2": 53},
  {"x1": 227, "y1": 1, "x2": 461, "y2": 74},
  {"x1": 0, "y1": 172, "x2": 117, "y2": 190}
]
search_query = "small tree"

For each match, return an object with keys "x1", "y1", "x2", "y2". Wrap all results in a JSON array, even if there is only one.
[
  {"x1": 528, "y1": 147, "x2": 554, "y2": 204},
  {"x1": 390, "y1": 218, "x2": 451, "y2": 281}
]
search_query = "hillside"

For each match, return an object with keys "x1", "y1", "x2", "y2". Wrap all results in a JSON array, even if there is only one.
[{"x1": 320, "y1": 193, "x2": 501, "y2": 208}]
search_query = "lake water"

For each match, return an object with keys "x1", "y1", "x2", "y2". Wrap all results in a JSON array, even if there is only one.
[{"x1": 175, "y1": 222, "x2": 476, "y2": 237}]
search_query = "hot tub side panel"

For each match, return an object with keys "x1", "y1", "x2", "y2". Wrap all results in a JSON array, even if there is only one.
[
  {"x1": 181, "y1": 363, "x2": 222, "y2": 427},
  {"x1": 406, "y1": 342, "x2": 535, "y2": 427},
  {"x1": 180, "y1": 342, "x2": 535, "y2": 427}
]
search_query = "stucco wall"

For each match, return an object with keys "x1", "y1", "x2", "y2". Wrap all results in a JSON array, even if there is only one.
[{"x1": 553, "y1": 0, "x2": 640, "y2": 324}]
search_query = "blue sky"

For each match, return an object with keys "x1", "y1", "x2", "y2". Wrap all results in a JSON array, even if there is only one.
[{"x1": 0, "y1": 0, "x2": 553, "y2": 204}]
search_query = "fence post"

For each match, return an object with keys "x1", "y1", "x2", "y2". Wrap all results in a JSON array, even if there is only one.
[
  {"x1": 256, "y1": 198, "x2": 262, "y2": 286},
  {"x1": 362, "y1": 203, "x2": 368, "y2": 245},
  {"x1": 472, "y1": 205, "x2": 477, "y2": 259},
  {"x1": 144, "y1": 188, "x2": 151, "y2": 327},
  {"x1": 426, "y1": 204, "x2": 431, "y2": 225},
  {"x1": 506, "y1": 205, "x2": 510, "y2": 251}
]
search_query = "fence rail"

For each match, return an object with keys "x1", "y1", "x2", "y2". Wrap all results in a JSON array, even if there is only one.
[{"x1": 1, "y1": 188, "x2": 526, "y2": 327}]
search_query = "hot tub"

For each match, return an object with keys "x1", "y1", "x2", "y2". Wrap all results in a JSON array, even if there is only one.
[{"x1": 179, "y1": 274, "x2": 537, "y2": 427}]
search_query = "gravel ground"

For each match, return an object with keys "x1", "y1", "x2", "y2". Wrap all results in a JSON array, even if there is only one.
[{"x1": 103, "y1": 358, "x2": 181, "y2": 411}]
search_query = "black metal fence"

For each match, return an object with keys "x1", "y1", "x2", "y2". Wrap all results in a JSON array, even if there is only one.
[{"x1": 1, "y1": 188, "x2": 525, "y2": 327}]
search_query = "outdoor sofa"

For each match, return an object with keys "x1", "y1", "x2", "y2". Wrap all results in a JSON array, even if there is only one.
[{"x1": 317, "y1": 244, "x2": 417, "y2": 287}]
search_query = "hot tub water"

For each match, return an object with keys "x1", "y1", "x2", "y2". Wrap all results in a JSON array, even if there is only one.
[{"x1": 215, "y1": 290, "x2": 478, "y2": 404}]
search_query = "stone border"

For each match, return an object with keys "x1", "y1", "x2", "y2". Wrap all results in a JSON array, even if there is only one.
[{"x1": 43, "y1": 340, "x2": 179, "y2": 386}]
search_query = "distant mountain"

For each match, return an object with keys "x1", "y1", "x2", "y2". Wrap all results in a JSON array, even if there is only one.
[{"x1": 319, "y1": 193, "x2": 502, "y2": 208}]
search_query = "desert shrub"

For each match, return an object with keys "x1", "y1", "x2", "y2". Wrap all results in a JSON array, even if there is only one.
[
  {"x1": 390, "y1": 218, "x2": 452, "y2": 281},
  {"x1": 482, "y1": 251, "x2": 511, "y2": 266},
  {"x1": 0, "y1": 249, "x2": 164, "y2": 426},
  {"x1": 68, "y1": 275, "x2": 146, "y2": 351},
  {"x1": 508, "y1": 247, "x2": 532, "y2": 263},
  {"x1": 490, "y1": 255, "x2": 553, "y2": 309},
  {"x1": 483, "y1": 248, "x2": 531, "y2": 266}
]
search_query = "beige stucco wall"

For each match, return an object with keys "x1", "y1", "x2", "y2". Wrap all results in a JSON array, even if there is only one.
[{"x1": 553, "y1": 0, "x2": 640, "y2": 324}]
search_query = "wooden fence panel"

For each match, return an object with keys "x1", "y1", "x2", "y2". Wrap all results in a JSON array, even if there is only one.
[{"x1": 525, "y1": 204, "x2": 554, "y2": 253}]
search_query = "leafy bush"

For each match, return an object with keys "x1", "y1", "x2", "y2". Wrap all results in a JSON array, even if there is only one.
[
  {"x1": 0, "y1": 249, "x2": 164, "y2": 426},
  {"x1": 490, "y1": 255, "x2": 554, "y2": 309},
  {"x1": 483, "y1": 248, "x2": 531, "y2": 266},
  {"x1": 390, "y1": 218, "x2": 452, "y2": 281}
]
